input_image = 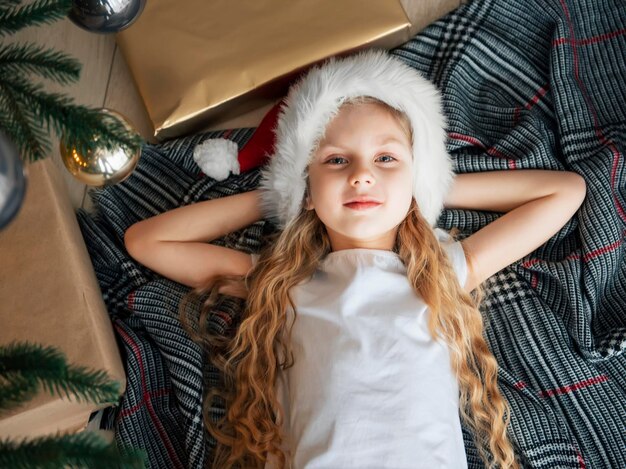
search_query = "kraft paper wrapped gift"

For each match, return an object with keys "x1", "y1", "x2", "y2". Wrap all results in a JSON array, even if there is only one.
[
  {"x1": 116, "y1": 0, "x2": 460, "y2": 140},
  {"x1": 0, "y1": 158, "x2": 126, "y2": 439}
]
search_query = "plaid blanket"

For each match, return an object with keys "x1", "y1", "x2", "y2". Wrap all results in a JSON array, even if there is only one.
[{"x1": 76, "y1": 0, "x2": 626, "y2": 467}]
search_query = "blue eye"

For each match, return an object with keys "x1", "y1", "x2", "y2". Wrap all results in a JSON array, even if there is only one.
[{"x1": 326, "y1": 156, "x2": 345, "y2": 164}]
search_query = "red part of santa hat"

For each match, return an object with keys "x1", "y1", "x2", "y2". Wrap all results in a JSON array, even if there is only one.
[{"x1": 193, "y1": 99, "x2": 286, "y2": 181}]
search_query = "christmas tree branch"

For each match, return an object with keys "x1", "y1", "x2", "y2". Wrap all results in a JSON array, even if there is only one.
[
  {"x1": 0, "y1": 0, "x2": 21, "y2": 10},
  {"x1": 0, "y1": 431, "x2": 147, "y2": 468},
  {"x1": 0, "y1": 342, "x2": 121, "y2": 408},
  {"x1": 0, "y1": 374, "x2": 38, "y2": 412},
  {"x1": 0, "y1": 0, "x2": 71, "y2": 37},
  {"x1": 0, "y1": 42, "x2": 81, "y2": 85},
  {"x1": 0, "y1": 83, "x2": 49, "y2": 160}
]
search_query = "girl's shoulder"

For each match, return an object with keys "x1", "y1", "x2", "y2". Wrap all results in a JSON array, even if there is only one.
[{"x1": 435, "y1": 228, "x2": 469, "y2": 288}]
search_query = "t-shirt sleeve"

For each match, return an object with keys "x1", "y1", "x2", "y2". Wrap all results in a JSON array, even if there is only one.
[
  {"x1": 446, "y1": 240, "x2": 469, "y2": 288},
  {"x1": 435, "y1": 228, "x2": 469, "y2": 288}
]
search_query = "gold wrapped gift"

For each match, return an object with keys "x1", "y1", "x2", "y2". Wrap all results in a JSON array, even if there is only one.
[{"x1": 116, "y1": 0, "x2": 460, "y2": 140}]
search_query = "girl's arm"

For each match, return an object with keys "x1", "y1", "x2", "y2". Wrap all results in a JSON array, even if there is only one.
[
  {"x1": 124, "y1": 189, "x2": 265, "y2": 289},
  {"x1": 444, "y1": 169, "x2": 586, "y2": 292}
]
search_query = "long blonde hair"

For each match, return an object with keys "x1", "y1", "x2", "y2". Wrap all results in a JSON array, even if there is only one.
[{"x1": 179, "y1": 97, "x2": 519, "y2": 468}]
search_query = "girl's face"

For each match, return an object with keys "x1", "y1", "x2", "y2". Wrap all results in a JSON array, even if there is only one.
[{"x1": 305, "y1": 102, "x2": 414, "y2": 252}]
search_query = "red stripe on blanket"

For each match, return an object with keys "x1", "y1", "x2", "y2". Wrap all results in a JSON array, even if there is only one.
[
  {"x1": 552, "y1": 27, "x2": 626, "y2": 46},
  {"x1": 526, "y1": 85, "x2": 549, "y2": 108},
  {"x1": 522, "y1": 234, "x2": 623, "y2": 267},
  {"x1": 582, "y1": 237, "x2": 624, "y2": 262},
  {"x1": 558, "y1": 0, "x2": 626, "y2": 222},
  {"x1": 538, "y1": 374, "x2": 609, "y2": 397},
  {"x1": 212, "y1": 310, "x2": 233, "y2": 325},
  {"x1": 513, "y1": 84, "x2": 550, "y2": 126},
  {"x1": 448, "y1": 132, "x2": 486, "y2": 148},
  {"x1": 448, "y1": 132, "x2": 516, "y2": 168},
  {"x1": 127, "y1": 290, "x2": 135, "y2": 310},
  {"x1": 119, "y1": 388, "x2": 171, "y2": 418},
  {"x1": 513, "y1": 380, "x2": 527, "y2": 390},
  {"x1": 114, "y1": 323, "x2": 185, "y2": 469}
]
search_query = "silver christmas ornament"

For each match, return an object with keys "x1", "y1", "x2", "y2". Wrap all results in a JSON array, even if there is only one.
[
  {"x1": 0, "y1": 131, "x2": 28, "y2": 231},
  {"x1": 69, "y1": 0, "x2": 146, "y2": 33}
]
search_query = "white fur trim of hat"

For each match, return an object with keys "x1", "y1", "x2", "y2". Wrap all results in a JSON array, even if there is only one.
[{"x1": 257, "y1": 48, "x2": 455, "y2": 231}]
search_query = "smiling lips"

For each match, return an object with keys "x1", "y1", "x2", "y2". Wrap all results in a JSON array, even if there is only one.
[{"x1": 344, "y1": 197, "x2": 381, "y2": 210}]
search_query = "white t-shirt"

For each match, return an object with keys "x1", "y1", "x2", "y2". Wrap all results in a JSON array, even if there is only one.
[{"x1": 254, "y1": 228, "x2": 469, "y2": 469}]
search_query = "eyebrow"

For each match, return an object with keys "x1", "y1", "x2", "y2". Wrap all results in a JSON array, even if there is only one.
[{"x1": 320, "y1": 135, "x2": 407, "y2": 150}]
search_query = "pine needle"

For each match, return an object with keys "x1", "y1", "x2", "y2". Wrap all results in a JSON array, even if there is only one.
[
  {"x1": 0, "y1": 1, "x2": 22, "y2": 11},
  {"x1": 0, "y1": 0, "x2": 72, "y2": 36},
  {"x1": 0, "y1": 431, "x2": 147, "y2": 468},
  {"x1": 0, "y1": 374, "x2": 38, "y2": 413},
  {"x1": 0, "y1": 42, "x2": 81, "y2": 85},
  {"x1": 0, "y1": 341, "x2": 122, "y2": 408},
  {"x1": 0, "y1": 82, "x2": 50, "y2": 160}
]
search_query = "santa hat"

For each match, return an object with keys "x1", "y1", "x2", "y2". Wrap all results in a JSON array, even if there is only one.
[{"x1": 195, "y1": 48, "x2": 455, "y2": 231}]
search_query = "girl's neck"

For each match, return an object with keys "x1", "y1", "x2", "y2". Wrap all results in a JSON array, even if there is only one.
[{"x1": 326, "y1": 227, "x2": 399, "y2": 253}]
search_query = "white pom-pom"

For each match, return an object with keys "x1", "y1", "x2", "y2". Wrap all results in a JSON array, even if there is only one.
[{"x1": 193, "y1": 138, "x2": 239, "y2": 181}]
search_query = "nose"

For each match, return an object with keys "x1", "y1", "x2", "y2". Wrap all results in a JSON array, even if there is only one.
[{"x1": 349, "y1": 161, "x2": 375, "y2": 186}]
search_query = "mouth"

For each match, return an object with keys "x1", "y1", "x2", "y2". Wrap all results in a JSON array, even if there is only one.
[{"x1": 344, "y1": 202, "x2": 382, "y2": 210}]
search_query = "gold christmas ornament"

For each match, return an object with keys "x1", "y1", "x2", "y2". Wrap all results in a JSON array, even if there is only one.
[{"x1": 59, "y1": 109, "x2": 141, "y2": 186}]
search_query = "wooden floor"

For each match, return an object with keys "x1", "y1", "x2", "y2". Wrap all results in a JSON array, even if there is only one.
[{"x1": 13, "y1": 0, "x2": 462, "y2": 215}]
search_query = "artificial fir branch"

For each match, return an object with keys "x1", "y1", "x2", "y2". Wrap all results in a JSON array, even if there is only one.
[
  {"x1": 0, "y1": 374, "x2": 38, "y2": 413},
  {"x1": 0, "y1": 342, "x2": 121, "y2": 410},
  {"x1": 0, "y1": 341, "x2": 146, "y2": 467},
  {"x1": 0, "y1": 82, "x2": 49, "y2": 160},
  {"x1": 0, "y1": 431, "x2": 146, "y2": 468},
  {"x1": 0, "y1": 42, "x2": 81, "y2": 85},
  {"x1": 0, "y1": 0, "x2": 71, "y2": 37},
  {"x1": 0, "y1": 1, "x2": 21, "y2": 10}
]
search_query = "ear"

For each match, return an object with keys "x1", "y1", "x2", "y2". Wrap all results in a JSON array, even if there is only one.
[
  {"x1": 304, "y1": 185, "x2": 314, "y2": 210},
  {"x1": 304, "y1": 195, "x2": 313, "y2": 210}
]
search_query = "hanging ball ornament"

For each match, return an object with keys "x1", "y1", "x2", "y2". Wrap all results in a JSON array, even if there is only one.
[
  {"x1": 0, "y1": 130, "x2": 28, "y2": 231},
  {"x1": 68, "y1": 0, "x2": 146, "y2": 33},
  {"x1": 59, "y1": 109, "x2": 141, "y2": 187}
]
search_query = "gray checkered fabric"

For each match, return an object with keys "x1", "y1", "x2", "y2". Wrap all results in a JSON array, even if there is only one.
[{"x1": 76, "y1": 0, "x2": 626, "y2": 467}]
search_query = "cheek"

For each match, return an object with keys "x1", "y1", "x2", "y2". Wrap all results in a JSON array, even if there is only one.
[
  {"x1": 304, "y1": 171, "x2": 327, "y2": 207},
  {"x1": 310, "y1": 172, "x2": 337, "y2": 194},
  {"x1": 389, "y1": 167, "x2": 412, "y2": 185},
  {"x1": 394, "y1": 172, "x2": 414, "y2": 204}
]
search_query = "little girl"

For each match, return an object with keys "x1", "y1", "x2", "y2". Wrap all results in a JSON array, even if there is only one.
[{"x1": 124, "y1": 49, "x2": 586, "y2": 469}]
